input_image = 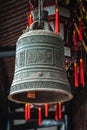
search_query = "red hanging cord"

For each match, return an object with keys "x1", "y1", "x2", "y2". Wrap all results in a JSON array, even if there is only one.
[
  {"x1": 80, "y1": 58, "x2": 85, "y2": 87},
  {"x1": 73, "y1": 30, "x2": 77, "y2": 46},
  {"x1": 29, "y1": 2, "x2": 33, "y2": 25},
  {"x1": 55, "y1": 104, "x2": 59, "y2": 121},
  {"x1": 27, "y1": 2, "x2": 33, "y2": 28},
  {"x1": 79, "y1": 18, "x2": 83, "y2": 41},
  {"x1": 27, "y1": 103, "x2": 30, "y2": 120},
  {"x1": 55, "y1": 0, "x2": 59, "y2": 34},
  {"x1": 38, "y1": 107, "x2": 42, "y2": 126},
  {"x1": 45, "y1": 104, "x2": 48, "y2": 117},
  {"x1": 59, "y1": 102, "x2": 62, "y2": 119},
  {"x1": 74, "y1": 62, "x2": 79, "y2": 87},
  {"x1": 29, "y1": 13, "x2": 33, "y2": 25}
]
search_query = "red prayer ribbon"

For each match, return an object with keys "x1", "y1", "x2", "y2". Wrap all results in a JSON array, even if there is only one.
[
  {"x1": 73, "y1": 30, "x2": 77, "y2": 46},
  {"x1": 27, "y1": 103, "x2": 30, "y2": 119},
  {"x1": 55, "y1": 0, "x2": 59, "y2": 34},
  {"x1": 38, "y1": 107, "x2": 42, "y2": 126},
  {"x1": 59, "y1": 103, "x2": 62, "y2": 119},
  {"x1": 45, "y1": 104, "x2": 48, "y2": 117}
]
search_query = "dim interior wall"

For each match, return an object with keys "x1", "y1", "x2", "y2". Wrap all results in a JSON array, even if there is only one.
[{"x1": 72, "y1": 99, "x2": 87, "y2": 130}]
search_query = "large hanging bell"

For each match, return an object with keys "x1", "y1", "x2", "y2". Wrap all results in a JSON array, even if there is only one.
[{"x1": 8, "y1": 10, "x2": 73, "y2": 104}]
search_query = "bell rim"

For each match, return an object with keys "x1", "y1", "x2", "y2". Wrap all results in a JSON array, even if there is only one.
[{"x1": 8, "y1": 88, "x2": 73, "y2": 104}]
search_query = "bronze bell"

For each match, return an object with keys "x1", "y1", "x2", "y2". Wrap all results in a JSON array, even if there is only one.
[{"x1": 8, "y1": 10, "x2": 73, "y2": 104}]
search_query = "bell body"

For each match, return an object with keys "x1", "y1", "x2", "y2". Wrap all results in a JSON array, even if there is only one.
[{"x1": 8, "y1": 30, "x2": 73, "y2": 104}]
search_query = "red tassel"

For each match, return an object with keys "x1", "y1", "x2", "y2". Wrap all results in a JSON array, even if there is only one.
[
  {"x1": 25, "y1": 103, "x2": 28, "y2": 120},
  {"x1": 29, "y1": 3, "x2": 33, "y2": 25},
  {"x1": 29, "y1": 13, "x2": 33, "y2": 25},
  {"x1": 38, "y1": 107, "x2": 42, "y2": 126},
  {"x1": 79, "y1": 18, "x2": 83, "y2": 41},
  {"x1": 45, "y1": 104, "x2": 48, "y2": 117},
  {"x1": 59, "y1": 103, "x2": 62, "y2": 119},
  {"x1": 27, "y1": 103, "x2": 30, "y2": 120},
  {"x1": 27, "y1": 3, "x2": 33, "y2": 27},
  {"x1": 27, "y1": 3, "x2": 33, "y2": 28},
  {"x1": 80, "y1": 58, "x2": 85, "y2": 87},
  {"x1": 55, "y1": 104, "x2": 59, "y2": 121},
  {"x1": 73, "y1": 30, "x2": 77, "y2": 46},
  {"x1": 55, "y1": 0, "x2": 59, "y2": 34},
  {"x1": 74, "y1": 62, "x2": 79, "y2": 87}
]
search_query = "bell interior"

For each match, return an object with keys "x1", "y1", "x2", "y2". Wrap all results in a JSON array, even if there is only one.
[{"x1": 9, "y1": 90, "x2": 72, "y2": 104}]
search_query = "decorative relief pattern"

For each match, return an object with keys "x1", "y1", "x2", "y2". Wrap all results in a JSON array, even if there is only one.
[
  {"x1": 56, "y1": 50, "x2": 65, "y2": 68},
  {"x1": 15, "y1": 55, "x2": 18, "y2": 69},
  {"x1": 26, "y1": 49, "x2": 53, "y2": 65},
  {"x1": 14, "y1": 48, "x2": 66, "y2": 74},
  {"x1": 15, "y1": 48, "x2": 54, "y2": 71},
  {"x1": 10, "y1": 81, "x2": 69, "y2": 93},
  {"x1": 18, "y1": 50, "x2": 25, "y2": 68},
  {"x1": 17, "y1": 36, "x2": 61, "y2": 47},
  {"x1": 13, "y1": 70, "x2": 67, "y2": 84},
  {"x1": 50, "y1": 71, "x2": 67, "y2": 81}
]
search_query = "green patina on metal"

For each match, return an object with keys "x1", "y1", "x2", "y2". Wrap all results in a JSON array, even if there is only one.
[{"x1": 8, "y1": 10, "x2": 73, "y2": 104}]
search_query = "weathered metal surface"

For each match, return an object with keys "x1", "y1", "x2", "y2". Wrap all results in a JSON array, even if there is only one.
[
  {"x1": 8, "y1": 29, "x2": 73, "y2": 104},
  {"x1": 8, "y1": 10, "x2": 73, "y2": 104}
]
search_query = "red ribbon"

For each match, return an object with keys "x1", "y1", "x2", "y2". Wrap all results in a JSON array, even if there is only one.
[
  {"x1": 45, "y1": 104, "x2": 48, "y2": 117},
  {"x1": 29, "y1": 13, "x2": 33, "y2": 25},
  {"x1": 27, "y1": 3, "x2": 33, "y2": 27},
  {"x1": 25, "y1": 103, "x2": 31, "y2": 120},
  {"x1": 59, "y1": 103, "x2": 62, "y2": 119},
  {"x1": 55, "y1": 0, "x2": 59, "y2": 34},
  {"x1": 38, "y1": 107, "x2": 42, "y2": 126},
  {"x1": 27, "y1": 103, "x2": 30, "y2": 119},
  {"x1": 73, "y1": 30, "x2": 77, "y2": 46}
]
